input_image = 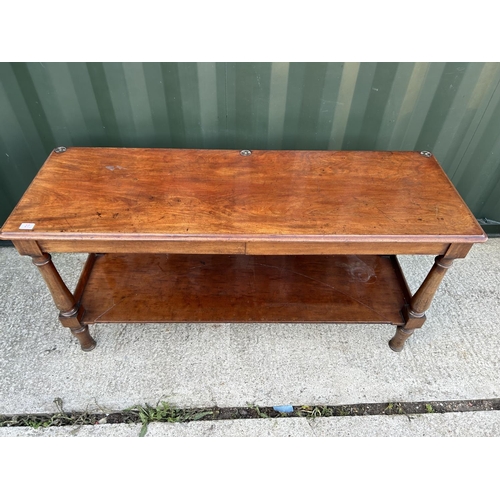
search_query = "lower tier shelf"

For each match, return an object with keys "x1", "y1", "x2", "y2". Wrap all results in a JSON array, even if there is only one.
[{"x1": 79, "y1": 254, "x2": 411, "y2": 325}]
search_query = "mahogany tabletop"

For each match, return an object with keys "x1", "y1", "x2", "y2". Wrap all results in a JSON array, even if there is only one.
[{"x1": 0, "y1": 148, "x2": 486, "y2": 245}]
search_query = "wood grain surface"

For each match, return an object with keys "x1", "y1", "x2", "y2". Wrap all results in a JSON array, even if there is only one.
[
  {"x1": 0, "y1": 148, "x2": 486, "y2": 244},
  {"x1": 80, "y1": 254, "x2": 410, "y2": 325}
]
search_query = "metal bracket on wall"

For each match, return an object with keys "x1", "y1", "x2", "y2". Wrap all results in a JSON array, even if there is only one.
[{"x1": 477, "y1": 218, "x2": 500, "y2": 237}]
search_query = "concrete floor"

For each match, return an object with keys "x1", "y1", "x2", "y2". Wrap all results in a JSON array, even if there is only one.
[{"x1": 0, "y1": 240, "x2": 499, "y2": 436}]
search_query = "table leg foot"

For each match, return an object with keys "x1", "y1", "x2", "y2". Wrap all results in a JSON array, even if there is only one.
[
  {"x1": 389, "y1": 327, "x2": 414, "y2": 352},
  {"x1": 71, "y1": 325, "x2": 96, "y2": 352}
]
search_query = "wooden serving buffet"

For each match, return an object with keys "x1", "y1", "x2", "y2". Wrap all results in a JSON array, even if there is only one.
[{"x1": 0, "y1": 148, "x2": 487, "y2": 352}]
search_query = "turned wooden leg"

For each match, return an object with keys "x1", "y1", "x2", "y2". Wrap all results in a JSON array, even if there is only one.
[
  {"x1": 32, "y1": 253, "x2": 96, "y2": 351},
  {"x1": 389, "y1": 327, "x2": 414, "y2": 352},
  {"x1": 389, "y1": 256, "x2": 454, "y2": 352}
]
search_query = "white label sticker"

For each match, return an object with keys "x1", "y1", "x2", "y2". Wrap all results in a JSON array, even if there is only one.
[{"x1": 19, "y1": 223, "x2": 35, "y2": 230}]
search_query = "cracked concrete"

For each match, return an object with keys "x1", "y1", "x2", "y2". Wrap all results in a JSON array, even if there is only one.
[
  {"x1": 2, "y1": 412, "x2": 500, "y2": 437},
  {"x1": 0, "y1": 239, "x2": 499, "y2": 436}
]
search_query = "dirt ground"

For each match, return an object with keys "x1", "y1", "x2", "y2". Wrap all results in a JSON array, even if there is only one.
[{"x1": 1, "y1": 398, "x2": 499, "y2": 428}]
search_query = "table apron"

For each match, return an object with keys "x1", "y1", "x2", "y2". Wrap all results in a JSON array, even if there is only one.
[{"x1": 30, "y1": 239, "x2": 456, "y2": 256}]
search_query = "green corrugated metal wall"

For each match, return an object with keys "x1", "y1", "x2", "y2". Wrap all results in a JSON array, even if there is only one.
[{"x1": 1, "y1": 62, "x2": 500, "y2": 230}]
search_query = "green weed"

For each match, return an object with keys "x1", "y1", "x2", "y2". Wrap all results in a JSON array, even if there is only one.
[{"x1": 126, "y1": 401, "x2": 213, "y2": 436}]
